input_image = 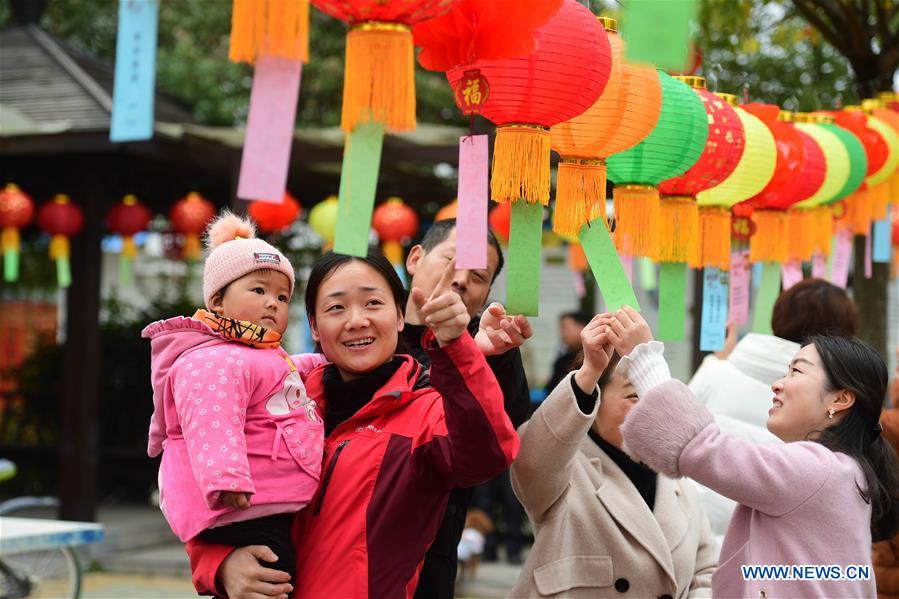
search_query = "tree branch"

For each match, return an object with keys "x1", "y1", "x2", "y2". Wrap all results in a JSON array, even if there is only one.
[{"x1": 792, "y1": 0, "x2": 852, "y2": 56}]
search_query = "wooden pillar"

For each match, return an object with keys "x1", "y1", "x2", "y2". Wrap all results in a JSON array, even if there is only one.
[{"x1": 58, "y1": 183, "x2": 102, "y2": 521}]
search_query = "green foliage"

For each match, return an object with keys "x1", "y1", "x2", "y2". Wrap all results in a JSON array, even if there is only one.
[{"x1": 695, "y1": 0, "x2": 857, "y2": 109}]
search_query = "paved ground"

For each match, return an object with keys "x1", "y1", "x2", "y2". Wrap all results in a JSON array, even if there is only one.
[{"x1": 11, "y1": 504, "x2": 522, "y2": 598}]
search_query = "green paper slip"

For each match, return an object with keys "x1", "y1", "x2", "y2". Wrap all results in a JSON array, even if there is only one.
[
  {"x1": 658, "y1": 262, "x2": 687, "y2": 342},
  {"x1": 334, "y1": 121, "x2": 385, "y2": 258},
  {"x1": 506, "y1": 201, "x2": 543, "y2": 316},
  {"x1": 622, "y1": 0, "x2": 697, "y2": 70},
  {"x1": 119, "y1": 255, "x2": 132, "y2": 287},
  {"x1": 4, "y1": 250, "x2": 18, "y2": 282},
  {"x1": 752, "y1": 261, "x2": 780, "y2": 334},
  {"x1": 57, "y1": 257, "x2": 72, "y2": 289},
  {"x1": 579, "y1": 220, "x2": 640, "y2": 312}
]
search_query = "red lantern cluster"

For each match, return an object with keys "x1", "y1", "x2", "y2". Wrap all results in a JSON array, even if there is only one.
[
  {"x1": 170, "y1": 192, "x2": 216, "y2": 260},
  {"x1": 248, "y1": 192, "x2": 301, "y2": 234}
]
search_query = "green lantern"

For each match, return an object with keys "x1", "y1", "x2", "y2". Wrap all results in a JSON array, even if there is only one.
[
  {"x1": 606, "y1": 70, "x2": 708, "y2": 257},
  {"x1": 824, "y1": 123, "x2": 868, "y2": 204}
]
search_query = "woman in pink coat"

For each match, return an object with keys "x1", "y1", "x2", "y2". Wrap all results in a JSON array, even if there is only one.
[{"x1": 604, "y1": 307, "x2": 898, "y2": 598}]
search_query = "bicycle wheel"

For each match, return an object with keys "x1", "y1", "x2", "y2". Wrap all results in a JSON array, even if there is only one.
[
  {"x1": 0, "y1": 499, "x2": 82, "y2": 599},
  {"x1": 0, "y1": 547, "x2": 81, "y2": 599}
]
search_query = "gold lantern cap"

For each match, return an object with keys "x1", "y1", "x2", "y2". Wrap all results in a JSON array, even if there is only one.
[
  {"x1": 792, "y1": 112, "x2": 815, "y2": 123},
  {"x1": 597, "y1": 16, "x2": 617, "y2": 32},
  {"x1": 862, "y1": 98, "x2": 886, "y2": 110},
  {"x1": 844, "y1": 104, "x2": 873, "y2": 115},
  {"x1": 674, "y1": 75, "x2": 706, "y2": 89},
  {"x1": 714, "y1": 92, "x2": 738, "y2": 106},
  {"x1": 812, "y1": 112, "x2": 835, "y2": 124},
  {"x1": 778, "y1": 110, "x2": 794, "y2": 122},
  {"x1": 877, "y1": 91, "x2": 898, "y2": 102}
]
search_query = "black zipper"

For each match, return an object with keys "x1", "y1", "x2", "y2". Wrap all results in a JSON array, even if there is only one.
[{"x1": 313, "y1": 440, "x2": 349, "y2": 515}]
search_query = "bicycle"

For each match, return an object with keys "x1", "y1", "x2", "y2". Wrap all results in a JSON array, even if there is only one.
[{"x1": 0, "y1": 459, "x2": 82, "y2": 599}]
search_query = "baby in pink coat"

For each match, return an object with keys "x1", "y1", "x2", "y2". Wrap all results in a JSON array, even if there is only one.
[{"x1": 142, "y1": 212, "x2": 325, "y2": 584}]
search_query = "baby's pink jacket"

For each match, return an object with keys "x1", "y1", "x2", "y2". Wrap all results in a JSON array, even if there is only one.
[{"x1": 142, "y1": 316, "x2": 326, "y2": 541}]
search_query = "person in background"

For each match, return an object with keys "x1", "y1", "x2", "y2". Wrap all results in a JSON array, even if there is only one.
[
  {"x1": 544, "y1": 311, "x2": 591, "y2": 396},
  {"x1": 612, "y1": 307, "x2": 896, "y2": 598},
  {"x1": 511, "y1": 313, "x2": 716, "y2": 598},
  {"x1": 687, "y1": 278, "x2": 860, "y2": 541},
  {"x1": 403, "y1": 218, "x2": 533, "y2": 598}
]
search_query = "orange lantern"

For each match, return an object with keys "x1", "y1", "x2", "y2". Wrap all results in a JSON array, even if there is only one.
[
  {"x1": 170, "y1": 192, "x2": 216, "y2": 260},
  {"x1": 834, "y1": 107, "x2": 889, "y2": 235},
  {"x1": 37, "y1": 194, "x2": 84, "y2": 288},
  {"x1": 549, "y1": 16, "x2": 661, "y2": 237},
  {"x1": 248, "y1": 191, "x2": 301, "y2": 234},
  {"x1": 372, "y1": 197, "x2": 419, "y2": 265},
  {"x1": 0, "y1": 184, "x2": 35, "y2": 282}
]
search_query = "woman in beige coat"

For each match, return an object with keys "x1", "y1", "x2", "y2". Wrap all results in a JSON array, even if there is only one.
[{"x1": 511, "y1": 315, "x2": 716, "y2": 598}]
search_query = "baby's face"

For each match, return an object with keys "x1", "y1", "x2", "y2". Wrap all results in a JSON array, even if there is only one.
[{"x1": 212, "y1": 269, "x2": 291, "y2": 334}]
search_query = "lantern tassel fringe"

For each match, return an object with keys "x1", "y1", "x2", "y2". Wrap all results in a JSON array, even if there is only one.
[
  {"x1": 845, "y1": 189, "x2": 871, "y2": 236},
  {"x1": 229, "y1": 0, "x2": 309, "y2": 64},
  {"x1": 786, "y1": 210, "x2": 814, "y2": 263},
  {"x1": 342, "y1": 24, "x2": 415, "y2": 133},
  {"x1": 553, "y1": 160, "x2": 606, "y2": 237},
  {"x1": 690, "y1": 208, "x2": 731, "y2": 270},
  {"x1": 612, "y1": 186, "x2": 659, "y2": 257},
  {"x1": 654, "y1": 197, "x2": 698, "y2": 264},
  {"x1": 750, "y1": 210, "x2": 788, "y2": 263},
  {"x1": 491, "y1": 126, "x2": 551, "y2": 206},
  {"x1": 870, "y1": 182, "x2": 890, "y2": 221}
]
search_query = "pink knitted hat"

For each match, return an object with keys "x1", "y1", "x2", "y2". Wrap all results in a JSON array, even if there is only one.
[{"x1": 202, "y1": 211, "x2": 295, "y2": 309}]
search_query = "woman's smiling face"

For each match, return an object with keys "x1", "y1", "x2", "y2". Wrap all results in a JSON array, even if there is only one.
[
  {"x1": 767, "y1": 344, "x2": 840, "y2": 442},
  {"x1": 310, "y1": 260, "x2": 404, "y2": 381}
]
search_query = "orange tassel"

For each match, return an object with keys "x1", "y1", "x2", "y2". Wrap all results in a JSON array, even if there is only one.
[
  {"x1": 813, "y1": 206, "x2": 834, "y2": 257},
  {"x1": 491, "y1": 125, "x2": 551, "y2": 205},
  {"x1": 612, "y1": 185, "x2": 659, "y2": 257},
  {"x1": 342, "y1": 23, "x2": 415, "y2": 133},
  {"x1": 869, "y1": 182, "x2": 890, "y2": 221},
  {"x1": 690, "y1": 207, "x2": 731, "y2": 270},
  {"x1": 845, "y1": 189, "x2": 872, "y2": 236},
  {"x1": 382, "y1": 240, "x2": 403, "y2": 266},
  {"x1": 786, "y1": 209, "x2": 814, "y2": 263},
  {"x1": 553, "y1": 159, "x2": 606, "y2": 237},
  {"x1": 229, "y1": 0, "x2": 309, "y2": 64},
  {"x1": 749, "y1": 210, "x2": 788, "y2": 263},
  {"x1": 653, "y1": 196, "x2": 698, "y2": 264}
]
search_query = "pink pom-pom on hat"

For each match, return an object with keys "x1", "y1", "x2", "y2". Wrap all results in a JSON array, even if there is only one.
[{"x1": 202, "y1": 211, "x2": 295, "y2": 309}]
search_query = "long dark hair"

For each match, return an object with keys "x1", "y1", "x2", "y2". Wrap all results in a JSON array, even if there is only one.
[
  {"x1": 809, "y1": 334, "x2": 899, "y2": 541},
  {"x1": 304, "y1": 249, "x2": 408, "y2": 354}
]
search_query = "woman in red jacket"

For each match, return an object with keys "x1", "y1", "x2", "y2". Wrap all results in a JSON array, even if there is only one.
[{"x1": 185, "y1": 249, "x2": 519, "y2": 599}]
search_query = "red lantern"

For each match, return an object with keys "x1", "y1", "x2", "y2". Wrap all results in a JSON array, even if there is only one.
[
  {"x1": 0, "y1": 183, "x2": 35, "y2": 282},
  {"x1": 312, "y1": 0, "x2": 459, "y2": 132},
  {"x1": 657, "y1": 78, "x2": 745, "y2": 270},
  {"x1": 447, "y1": 0, "x2": 611, "y2": 207},
  {"x1": 170, "y1": 192, "x2": 216, "y2": 260},
  {"x1": 37, "y1": 194, "x2": 84, "y2": 288},
  {"x1": 248, "y1": 192, "x2": 301, "y2": 234},
  {"x1": 106, "y1": 194, "x2": 152, "y2": 286},
  {"x1": 488, "y1": 202, "x2": 511, "y2": 244},
  {"x1": 740, "y1": 105, "x2": 807, "y2": 210},
  {"x1": 372, "y1": 197, "x2": 419, "y2": 265}
]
